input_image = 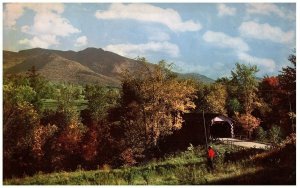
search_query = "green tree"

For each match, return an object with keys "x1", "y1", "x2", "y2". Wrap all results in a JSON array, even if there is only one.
[
  {"x1": 52, "y1": 83, "x2": 85, "y2": 128},
  {"x1": 231, "y1": 63, "x2": 260, "y2": 114},
  {"x1": 216, "y1": 77, "x2": 241, "y2": 116},
  {"x1": 227, "y1": 98, "x2": 242, "y2": 115},
  {"x1": 83, "y1": 85, "x2": 120, "y2": 124},
  {"x1": 230, "y1": 63, "x2": 263, "y2": 138},
  {"x1": 26, "y1": 66, "x2": 55, "y2": 112}
]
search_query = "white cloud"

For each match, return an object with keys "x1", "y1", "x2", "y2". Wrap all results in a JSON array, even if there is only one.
[
  {"x1": 5, "y1": 3, "x2": 80, "y2": 48},
  {"x1": 217, "y1": 4, "x2": 236, "y2": 16},
  {"x1": 173, "y1": 60, "x2": 209, "y2": 74},
  {"x1": 21, "y1": 25, "x2": 30, "y2": 33},
  {"x1": 148, "y1": 32, "x2": 170, "y2": 41},
  {"x1": 4, "y1": 4, "x2": 25, "y2": 29},
  {"x1": 238, "y1": 52, "x2": 276, "y2": 71},
  {"x1": 202, "y1": 30, "x2": 276, "y2": 71},
  {"x1": 239, "y1": 21, "x2": 295, "y2": 44},
  {"x1": 95, "y1": 3, "x2": 202, "y2": 32},
  {"x1": 203, "y1": 31, "x2": 249, "y2": 52},
  {"x1": 75, "y1": 36, "x2": 88, "y2": 47},
  {"x1": 19, "y1": 35, "x2": 59, "y2": 48},
  {"x1": 246, "y1": 3, "x2": 295, "y2": 20},
  {"x1": 27, "y1": 12, "x2": 80, "y2": 37},
  {"x1": 4, "y1": 3, "x2": 64, "y2": 29},
  {"x1": 104, "y1": 41, "x2": 180, "y2": 58},
  {"x1": 24, "y1": 4, "x2": 64, "y2": 14}
]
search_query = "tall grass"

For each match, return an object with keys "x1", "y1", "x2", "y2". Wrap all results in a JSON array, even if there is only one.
[{"x1": 4, "y1": 143, "x2": 294, "y2": 185}]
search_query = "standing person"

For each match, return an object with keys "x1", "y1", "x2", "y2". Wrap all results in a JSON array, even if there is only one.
[{"x1": 207, "y1": 146, "x2": 216, "y2": 172}]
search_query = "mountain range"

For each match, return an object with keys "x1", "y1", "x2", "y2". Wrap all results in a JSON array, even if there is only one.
[{"x1": 3, "y1": 48, "x2": 214, "y2": 86}]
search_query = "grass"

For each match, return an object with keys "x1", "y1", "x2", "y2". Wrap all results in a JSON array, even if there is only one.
[
  {"x1": 4, "y1": 143, "x2": 295, "y2": 185},
  {"x1": 40, "y1": 99, "x2": 88, "y2": 111}
]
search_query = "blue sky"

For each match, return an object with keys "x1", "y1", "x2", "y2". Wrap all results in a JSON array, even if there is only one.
[{"x1": 3, "y1": 3, "x2": 296, "y2": 79}]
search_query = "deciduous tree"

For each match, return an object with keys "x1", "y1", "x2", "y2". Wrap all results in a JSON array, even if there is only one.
[{"x1": 120, "y1": 58, "x2": 196, "y2": 160}]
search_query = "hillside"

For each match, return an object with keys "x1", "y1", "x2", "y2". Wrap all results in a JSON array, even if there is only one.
[
  {"x1": 3, "y1": 48, "x2": 214, "y2": 86},
  {"x1": 4, "y1": 143, "x2": 295, "y2": 185}
]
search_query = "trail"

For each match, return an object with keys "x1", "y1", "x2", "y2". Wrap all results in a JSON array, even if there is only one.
[{"x1": 219, "y1": 138, "x2": 271, "y2": 150}]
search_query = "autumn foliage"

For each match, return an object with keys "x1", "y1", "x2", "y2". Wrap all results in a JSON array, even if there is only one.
[{"x1": 3, "y1": 52, "x2": 296, "y2": 178}]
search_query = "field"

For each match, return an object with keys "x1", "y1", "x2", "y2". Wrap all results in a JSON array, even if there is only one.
[
  {"x1": 4, "y1": 143, "x2": 295, "y2": 185},
  {"x1": 40, "y1": 99, "x2": 88, "y2": 111}
]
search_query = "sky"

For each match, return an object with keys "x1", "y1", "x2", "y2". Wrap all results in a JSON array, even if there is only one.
[{"x1": 2, "y1": 3, "x2": 296, "y2": 79}]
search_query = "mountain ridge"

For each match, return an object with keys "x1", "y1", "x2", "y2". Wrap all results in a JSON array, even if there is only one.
[{"x1": 3, "y1": 48, "x2": 214, "y2": 86}]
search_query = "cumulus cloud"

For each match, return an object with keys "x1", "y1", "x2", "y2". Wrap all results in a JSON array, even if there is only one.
[
  {"x1": 4, "y1": 4, "x2": 25, "y2": 29},
  {"x1": 202, "y1": 30, "x2": 276, "y2": 71},
  {"x1": 26, "y1": 12, "x2": 80, "y2": 37},
  {"x1": 239, "y1": 21, "x2": 295, "y2": 44},
  {"x1": 246, "y1": 4, "x2": 284, "y2": 17},
  {"x1": 4, "y1": 3, "x2": 64, "y2": 29},
  {"x1": 238, "y1": 52, "x2": 276, "y2": 71},
  {"x1": 104, "y1": 41, "x2": 180, "y2": 58},
  {"x1": 95, "y1": 3, "x2": 202, "y2": 32},
  {"x1": 5, "y1": 3, "x2": 80, "y2": 48},
  {"x1": 246, "y1": 3, "x2": 295, "y2": 20},
  {"x1": 217, "y1": 4, "x2": 236, "y2": 16},
  {"x1": 19, "y1": 35, "x2": 59, "y2": 48},
  {"x1": 75, "y1": 36, "x2": 88, "y2": 47},
  {"x1": 203, "y1": 31, "x2": 249, "y2": 52}
]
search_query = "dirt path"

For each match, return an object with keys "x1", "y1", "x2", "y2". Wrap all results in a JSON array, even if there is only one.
[{"x1": 219, "y1": 138, "x2": 271, "y2": 150}]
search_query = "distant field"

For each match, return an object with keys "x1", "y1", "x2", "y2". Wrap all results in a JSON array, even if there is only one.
[
  {"x1": 41, "y1": 99, "x2": 88, "y2": 111},
  {"x1": 4, "y1": 143, "x2": 295, "y2": 185}
]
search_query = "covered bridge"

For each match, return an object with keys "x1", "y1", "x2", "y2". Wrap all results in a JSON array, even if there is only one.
[{"x1": 159, "y1": 112, "x2": 234, "y2": 151}]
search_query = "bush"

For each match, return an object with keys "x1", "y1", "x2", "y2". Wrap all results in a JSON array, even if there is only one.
[
  {"x1": 268, "y1": 125, "x2": 283, "y2": 145},
  {"x1": 254, "y1": 127, "x2": 267, "y2": 142}
]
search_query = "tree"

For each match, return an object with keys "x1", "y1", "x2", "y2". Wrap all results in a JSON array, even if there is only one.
[
  {"x1": 278, "y1": 50, "x2": 296, "y2": 133},
  {"x1": 258, "y1": 76, "x2": 280, "y2": 129},
  {"x1": 203, "y1": 83, "x2": 228, "y2": 114},
  {"x1": 231, "y1": 63, "x2": 260, "y2": 114},
  {"x1": 80, "y1": 85, "x2": 121, "y2": 168},
  {"x1": 83, "y1": 85, "x2": 120, "y2": 124},
  {"x1": 259, "y1": 76, "x2": 280, "y2": 106},
  {"x1": 26, "y1": 66, "x2": 55, "y2": 112},
  {"x1": 194, "y1": 82, "x2": 228, "y2": 114},
  {"x1": 230, "y1": 63, "x2": 263, "y2": 138},
  {"x1": 216, "y1": 77, "x2": 241, "y2": 116},
  {"x1": 236, "y1": 113, "x2": 261, "y2": 138},
  {"x1": 52, "y1": 83, "x2": 85, "y2": 129},
  {"x1": 227, "y1": 98, "x2": 242, "y2": 115},
  {"x1": 120, "y1": 58, "x2": 196, "y2": 160},
  {"x1": 3, "y1": 76, "x2": 39, "y2": 177}
]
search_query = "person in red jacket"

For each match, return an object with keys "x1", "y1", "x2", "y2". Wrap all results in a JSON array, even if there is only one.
[{"x1": 207, "y1": 146, "x2": 216, "y2": 172}]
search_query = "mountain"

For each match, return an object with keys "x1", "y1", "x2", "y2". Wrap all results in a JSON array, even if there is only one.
[
  {"x1": 4, "y1": 48, "x2": 141, "y2": 86},
  {"x1": 179, "y1": 73, "x2": 215, "y2": 83},
  {"x1": 3, "y1": 48, "x2": 214, "y2": 86}
]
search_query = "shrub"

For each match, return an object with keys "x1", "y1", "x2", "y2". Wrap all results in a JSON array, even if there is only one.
[
  {"x1": 120, "y1": 148, "x2": 137, "y2": 167},
  {"x1": 268, "y1": 125, "x2": 283, "y2": 145},
  {"x1": 254, "y1": 127, "x2": 267, "y2": 142}
]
